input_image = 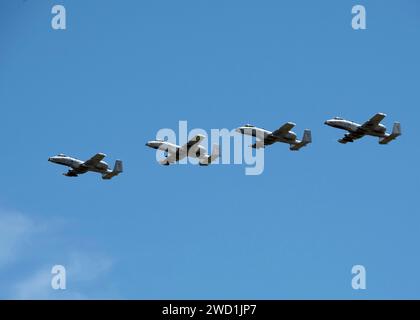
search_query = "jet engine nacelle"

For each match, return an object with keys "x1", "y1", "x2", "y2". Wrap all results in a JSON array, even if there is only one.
[
  {"x1": 374, "y1": 124, "x2": 386, "y2": 133},
  {"x1": 194, "y1": 145, "x2": 206, "y2": 158},
  {"x1": 285, "y1": 132, "x2": 297, "y2": 141},
  {"x1": 96, "y1": 161, "x2": 108, "y2": 170}
]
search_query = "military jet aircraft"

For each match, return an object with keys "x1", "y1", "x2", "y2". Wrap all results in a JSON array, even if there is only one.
[
  {"x1": 324, "y1": 113, "x2": 401, "y2": 144},
  {"x1": 48, "y1": 153, "x2": 123, "y2": 179},
  {"x1": 235, "y1": 122, "x2": 312, "y2": 151},
  {"x1": 146, "y1": 134, "x2": 220, "y2": 166}
]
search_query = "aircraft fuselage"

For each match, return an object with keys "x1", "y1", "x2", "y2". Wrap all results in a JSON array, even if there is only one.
[
  {"x1": 48, "y1": 155, "x2": 110, "y2": 174},
  {"x1": 236, "y1": 127, "x2": 298, "y2": 144},
  {"x1": 324, "y1": 119, "x2": 387, "y2": 138}
]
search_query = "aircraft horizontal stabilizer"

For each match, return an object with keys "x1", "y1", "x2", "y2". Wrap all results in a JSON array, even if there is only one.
[
  {"x1": 290, "y1": 129, "x2": 312, "y2": 151},
  {"x1": 102, "y1": 160, "x2": 123, "y2": 179},
  {"x1": 379, "y1": 122, "x2": 401, "y2": 145}
]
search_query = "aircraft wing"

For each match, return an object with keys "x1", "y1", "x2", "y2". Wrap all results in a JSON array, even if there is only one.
[
  {"x1": 338, "y1": 132, "x2": 365, "y2": 144},
  {"x1": 360, "y1": 113, "x2": 386, "y2": 130},
  {"x1": 271, "y1": 122, "x2": 296, "y2": 137},
  {"x1": 83, "y1": 153, "x2": 106, "y2": 167},
  {"x1": 180, "y1": 135, "x2": 205, "y2": 151},
  {"x1": 156, "y1": 135, "x2": 205, "y2": 165},
  {"x1": 163, "y1": 134, "x2": 205, "y2": 163},
  {"x1": 340, "y1": 113, "x2": 386, "y2": 143}
]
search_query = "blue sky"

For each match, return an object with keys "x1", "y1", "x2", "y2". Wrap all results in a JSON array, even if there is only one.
[{"x1": 0, "y1": 0, "x2": 419, "y2": 299}]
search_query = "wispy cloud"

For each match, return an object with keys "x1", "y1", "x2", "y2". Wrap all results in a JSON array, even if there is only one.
[
  {"x1": 11, "y1": 267, "x2": 64, "y2": 299},
  {"x1": 0, "y1": 209, "x2": 117, "y2": 299},
  {"x1": 0, "y1": 211, "x2": 34, "y2": 267},
  {"x1": 11, "y1": 253, "x2": 114, "y2": 299}
]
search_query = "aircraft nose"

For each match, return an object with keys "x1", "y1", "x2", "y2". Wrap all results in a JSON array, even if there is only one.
[{"x1": 324, "y1": 120, "x2": 329, "y2": 125}]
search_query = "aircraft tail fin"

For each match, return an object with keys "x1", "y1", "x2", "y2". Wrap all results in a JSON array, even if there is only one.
[
  {"x1": 199, "y1": 144, "x2": 220, "y2": 166},
  {"x1": 379, "y1": 122, "x2": 401, "y2": 145},
  {"x1": 102, "y1": 160, "x2": 123, "y2": 179},
  {"x1": 114, "y1": 160, "x2": 123, "y2": 173},
  {"x1": 290, "y1": 129, "x2": 312, "y2": 151}
]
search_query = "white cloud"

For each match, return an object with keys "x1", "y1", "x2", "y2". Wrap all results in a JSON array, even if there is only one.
[
  {"x1": 12, "y1": 253, "x2": 113, "y2": 299},
  {"x1": 66, "y1": 251, "x2": 114, "y2": 283},
  {"x1": 0, "y1": 211, "x2": 34, "y2": 267},
  {"x1": 12, "y1": 267, "x2": 70, "y2": 299},
  {"x1": 0, "y1": 209, "x2": 116, "y2": 299}
]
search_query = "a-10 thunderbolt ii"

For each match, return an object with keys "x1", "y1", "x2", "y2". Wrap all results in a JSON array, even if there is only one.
[
  {"x1": 146, "y1": 134, "x2": 220, "y2": 166},
  {"x1": 235, "y1": 122, "x2": 312, "y2": 151},
  {"x1": 324, "y1": 113, "x2": 401, "y2": 144},
  {"x1": 48, "y1": 153, "x2": 123, "y2": 179}
]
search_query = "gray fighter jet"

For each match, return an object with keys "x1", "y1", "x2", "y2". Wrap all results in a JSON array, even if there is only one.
[
  {"x1": 146, "y1": 134, "x2": 220, "y2": 166},
  {"x1": 48, "y1": 153, "x2": 123, "y2": 179},
  {"x1": 324, "y1": 113, "x2": 401, "y2": 144},
  {"x1": 235, "y1": 122, "x2": 312, "y2": 151}
]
